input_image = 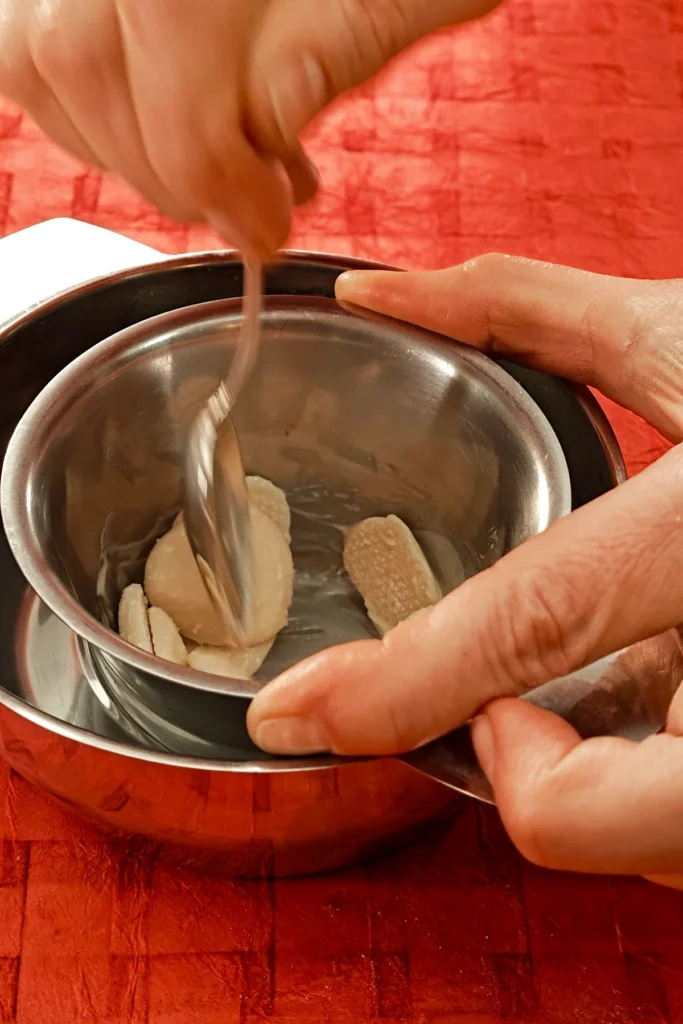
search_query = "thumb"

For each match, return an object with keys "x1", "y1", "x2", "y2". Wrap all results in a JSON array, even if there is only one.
[
  {"x1": 471, "y1": 698, "x2": 683, "y2": 876},
  {"x1": 247, "y1": 445, "x2": 683, "y2": 755},
  {"x1": 247, "y1": 0, "x2": 500, "y2": 153}
]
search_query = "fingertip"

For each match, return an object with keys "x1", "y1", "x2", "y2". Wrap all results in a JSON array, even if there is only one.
[
  {"x1": 471, "y1": 713, "x2": 495, "y2": 782},
  {"x1": 246, "y1": 640, "x2": 381, "y2": 743},
  {"x1": 487, "y1": 698, "x2": 581, "y2": 765},
  {"x1": 479, "y1": 699, "x2": 582, "y2": 811},
  {"x1": 335, "y1": 269, "x2": 390, "y2": 305}
]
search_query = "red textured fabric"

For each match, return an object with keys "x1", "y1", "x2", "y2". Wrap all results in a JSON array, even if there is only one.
[{"x1": 1, "y1": 0, "x2": 683, "y2": 1019}]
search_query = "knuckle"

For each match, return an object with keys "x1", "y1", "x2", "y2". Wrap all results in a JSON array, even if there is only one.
[
  {"x1": 29, "y1": 20, "x2": 92, "y2": 87},
  {"x1": 0, "y1": 22, "x2": 38, "y2": 103},
  {"x1": 358, "y1": 0, "x2": 416, "y2": 56},
  {"x1": 462, "y1": 252, "x2": 512, "y2": 278},
  {"x1": 482, "y1": 564, "x2": 590, "y2": 692},
  {"x1": 462, "y1": 249, "x2": 528, "y2": 278},
  {"x1": 331, "y1": 0, "x2": 418, "y2": 84}
]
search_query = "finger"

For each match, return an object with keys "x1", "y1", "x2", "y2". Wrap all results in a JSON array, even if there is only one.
[
  {"x1": 0, "y1": 1, "x2": 102, "y2": 166},
  {"x1": 666, "y1": 676, "x2": 683, "y2": 735},
  {"x1": 470, "y1": 698, "x2": 683, "y2": 876},
  {"x1": 247, "y1": 443, "x2": 683, "y2": 756},
  {"x1": 335, "y1": 255, "x2": 683, "y2": 442},
  {"x1": 27, "y1": 0, "x2": 199, "y2": 221},
  {"x1": 280, "y1": 142, "x2": 320, "y2": 207},
  {"x1": 248, "y1": 0, "x2": 501, "y2": 154},
  {"x1": 116, "y1": 0, "x2": 291, "y2": 256}
]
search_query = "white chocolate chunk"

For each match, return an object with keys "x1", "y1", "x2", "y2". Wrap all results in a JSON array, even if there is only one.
[
  {"x1": 343, "y1": 514, "x2": 440, "y2": 635},
  {"x1": 243, "y1": 506, "x2": 294, "y2": 645},
  {"x1": 118, "y1": 583, "x2": 153, "y2": 653},
  {"x1": 148, "y1": 606, "x2": 188, "y2": 665},
  {"x1": 143, "y1": 506, "x2": 293, "y2": 648},
  {"x1": 188, "y1": 639, "x2": 273, "y2": 680},
  {"x1": 247, "y1": 475, "x2": 290, "y2": 541},
  {"x1": 144, "y1": 520, "x2": 231, "y2": 646}
]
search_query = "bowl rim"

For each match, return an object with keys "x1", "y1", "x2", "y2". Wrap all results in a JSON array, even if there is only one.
[{"x1": 0, "y1": 248, "x2": 624, "y2": 771}]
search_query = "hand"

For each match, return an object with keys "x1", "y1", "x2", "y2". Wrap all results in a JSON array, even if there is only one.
[
  {"x1": 0, "y1": 0, "x2": 499, "y2": 255},
  {"x1": 247, "y1": 253, "x2": 683, "y2": 886}
]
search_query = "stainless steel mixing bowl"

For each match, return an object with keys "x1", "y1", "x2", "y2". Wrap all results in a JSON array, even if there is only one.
[{"x1": 0, "y1": 247, "x2": 628, "y2": 876}]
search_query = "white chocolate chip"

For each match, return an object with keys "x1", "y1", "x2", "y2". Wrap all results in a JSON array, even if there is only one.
[
  {"x1": 148, "y1": 606, "x2": 188, "y2": 665},
  {"x1": 118, "y1": 583, "x2": 153, "y2": 653},
  {"x1": 188, "y1": 639, "x2": 273, "y2": 680},
  {"x1": 243, "y1": 506, "x2": 294, "y2": 645},
  {"x1": 246, "y1": 475, "x2": 291, "y2": 541},
  {"x1": 143, "y1": 506, "x2": 293, "y2": 648},
  {"x1": 144, "y1": 519, "x2": 231, "y2": 646}
]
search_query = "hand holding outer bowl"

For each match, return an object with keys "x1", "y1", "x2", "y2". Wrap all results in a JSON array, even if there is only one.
[{"x1": 248, "y1": 253, "x2": 683, "y2": 889}]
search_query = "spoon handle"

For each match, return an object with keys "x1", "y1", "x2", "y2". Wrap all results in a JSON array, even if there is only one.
[{"x1": 183, "y1": 247, "x2": 263, "y2": 646}]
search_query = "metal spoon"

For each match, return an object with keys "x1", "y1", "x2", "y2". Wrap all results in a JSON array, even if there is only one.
[{"x1": 182, "y1": 250, "x2": 263, "y2": 648}]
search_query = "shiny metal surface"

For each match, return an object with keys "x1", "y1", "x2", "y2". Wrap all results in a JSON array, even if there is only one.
[
  {"x1": 0, "y1": 244, "x2": 635, "y2": 875},
  {"x1": 407, "y1": 627, "x2": 683, "y2": 801},
  {"x1": 2, "y1": 294, "x2": 571, "y2": 726},
  {"x1": 183, "y1": 253, "x2": 262, "y2": 647}
]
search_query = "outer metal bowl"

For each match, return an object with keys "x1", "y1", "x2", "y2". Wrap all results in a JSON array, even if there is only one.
[{"x1": 0, "y1": 248, "x2": 626, "y2": 876}]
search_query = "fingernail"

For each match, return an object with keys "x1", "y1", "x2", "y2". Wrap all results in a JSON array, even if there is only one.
[
  {"x1": 253, "y1": 716, "x2": 330, "y2": 755},
  {"x1": 268, "y1": 53, "x2": 328, "y2": 147},
  {"x1": 335, "y1": 270, "x2": 367, "y2": 301},
  {"x1": 471, "y1": 714, "x2": 495, "y2": 781}
]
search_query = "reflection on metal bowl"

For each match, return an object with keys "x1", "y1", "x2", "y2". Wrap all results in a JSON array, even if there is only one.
[{"x1": 0, "y1": 239, "x2": 628, "y2": 875}]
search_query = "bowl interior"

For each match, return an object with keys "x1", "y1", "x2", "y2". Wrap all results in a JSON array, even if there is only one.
[{"x1": 6, "y1": 295, "x2": 569, "y2": 690}]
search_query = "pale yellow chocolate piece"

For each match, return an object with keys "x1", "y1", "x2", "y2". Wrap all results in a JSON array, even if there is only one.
[
  {"x1": 118, "y1": 583, "x2": 153, "y2": 653},
  {"x1": 144, "y1": 520, "x2": 231, "y2": 646},
  {"x1": 188, "y1": 639, "x2": 273, "y2": 680},
  {"x1": 246, "y1": 475, "x2": 291, "y2": 541},
  {"x1": 144, "y1": 506, "x2": 293, "y2": 648},
  {"x1": 148, "y1": 606, "x2": 188, "y2": 666},
  {"x1": 343, "y1": 514, "x2": 440, "y2": 636},
  {"x1": 244, "y1": 506, "x2": 294, "y2": 644}
]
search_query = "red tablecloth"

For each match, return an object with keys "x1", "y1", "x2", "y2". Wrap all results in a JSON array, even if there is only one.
[{"x1": 1, "y1": 1, "x2": 683, "y2": 1020}]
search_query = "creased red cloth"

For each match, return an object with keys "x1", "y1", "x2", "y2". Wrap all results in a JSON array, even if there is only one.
[{"x1": 1, "y1": 1, "x2": 683, "y2": 1019}]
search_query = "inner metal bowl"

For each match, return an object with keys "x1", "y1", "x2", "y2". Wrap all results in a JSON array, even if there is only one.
[
  {"x1": 2, "y1": 292, "x2": 570, "y2": 754},
  {"x1": 0, "y1": 248, "x2": 625, "y2": 876}
]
